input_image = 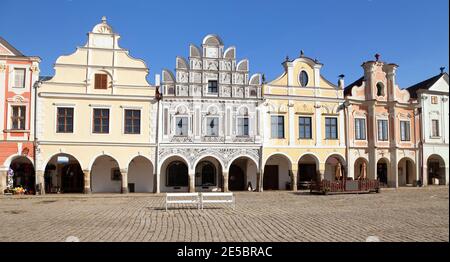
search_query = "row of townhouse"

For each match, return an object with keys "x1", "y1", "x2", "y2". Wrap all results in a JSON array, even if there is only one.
[{"x1": 1, "y1": 17, "x2": 448, "y2": 195}]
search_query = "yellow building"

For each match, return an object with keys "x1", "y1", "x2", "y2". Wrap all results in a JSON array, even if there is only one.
[
  {"x1": 261, "y1": 53, "x2": 346, "y2": 191},
  {"x1": 35, "y1": 17, "x2": 157, "y2": 194}
]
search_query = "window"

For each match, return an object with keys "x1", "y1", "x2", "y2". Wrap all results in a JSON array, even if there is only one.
[
  {"x1": 376, "y1": 82, "x2": 384, "y2": 97},
  {"x1": 271, "y1": 116, "x2": 285, "y2": 139},
  {"x1": 355, "y1": 118, "x2": 366, "y2": 140},
  {"x1": 432, "y1": 120, "x2": 440, "y2": 137},
  {"x1": 400, "y1": 121, "x2": 410, "y2": 141},
  {"x1": 431, "y1": 96, "x2": 439, "y2": 104},
  {"x1": 94, "y1": 74, "x2": 108, "y2": 89},
  {"x1": 175, "y1": 117, "x2": 188, "y2": 136},
  {"x1": 299, "y1": 117, "x2": 312, "y2": 139},
  {"x1": 325, "y1": 117, "x2": 338, "y2": 139},
  {"x1": 237, "y1": 117, "x2": 249, "y2": 136},
  {"x1": 11, "y1": 106, "x2": 26, "y2": 130},
  {"x1": 93, "y1": 108, "x2": 109, "y2": 134},
  {"x1": 208, "y1": 80, "x2": 218, "y2": 93},
  {"x1": 124, "y1": 109, "x2": 141, "y2": 134},
  {"x1": 57, "y1": 107, "x2": 74, "y2": 133},
  {"x1": 167, "y1": 161, "x2": 189, "y2": 187},
  {"x1": 14, "y1": 68, "x2": 26, "y2": 88},
  {"x1": 206, "y1": 117, "x2": 219, "y2": 136},
  {"x1": 377, "y1": 119, "x2": 388, "y2": 141},
  {"x1": 299, "y1": 71, "x2": 309, "y2": 87}
]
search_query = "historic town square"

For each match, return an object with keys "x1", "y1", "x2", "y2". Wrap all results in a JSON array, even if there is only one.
[{"x1": 0, "y1": 0, "x2": 448, "y2": 249}]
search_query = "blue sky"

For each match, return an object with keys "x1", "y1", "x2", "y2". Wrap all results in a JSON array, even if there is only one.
[{"x1": 1, "y1": 0, "x2": 448, "y2": 87}]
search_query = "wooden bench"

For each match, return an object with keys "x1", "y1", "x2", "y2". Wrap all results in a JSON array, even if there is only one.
[
  {"x1": 165, "y1": 193, "x2": 200, "y2": 211},
  {"x1": 200, "y1": 192, "x2": 235, "y2": 210}
]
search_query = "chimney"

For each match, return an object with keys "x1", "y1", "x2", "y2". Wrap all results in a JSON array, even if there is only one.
[
  {"x1": 155, "y1": 74, "x2": 161, "y2": 87},
  {"x1": 338, "y1": 74, "x2": 345, "y2": 89}
]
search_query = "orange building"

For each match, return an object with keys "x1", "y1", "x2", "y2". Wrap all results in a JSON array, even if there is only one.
[
  {"x1": 0, "y1": 37, "x2": 40, "y2": 194},
  {"x1": 344, "y1": 55, "x2": 420, "y2": 188}
]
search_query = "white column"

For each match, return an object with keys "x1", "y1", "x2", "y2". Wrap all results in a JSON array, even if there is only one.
[{"x1": 189, "y1": 173, "x2": 195, "y2": 193}]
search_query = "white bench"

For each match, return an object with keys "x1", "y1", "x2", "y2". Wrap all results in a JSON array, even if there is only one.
[
  {"x1": 165, "y1": 193, "x2": 200, "y2": 211},
  {"x1": 200, "y1": 192, "x2": 235, "y2": 210}
]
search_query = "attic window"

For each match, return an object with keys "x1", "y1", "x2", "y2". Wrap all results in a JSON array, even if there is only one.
[
  {"x1": 431, "y1": 96, "x2": 439, "y2": 104},
  {"x1": 95, "y1": 74, "x2": 108, "y2": 89},
  {"x1": 299, "y1": 71, "x2": 309, "y2": 87},
  {"x1": 376, "y1": 82, "x2": 385, "y2": 97}
]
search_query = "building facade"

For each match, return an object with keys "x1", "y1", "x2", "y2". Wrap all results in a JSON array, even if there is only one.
[
  {"x1": 0, "y1": 37, "x2": 40, "y2": 194},
  {"x1": 261, "y1": 53, "x2": 346, "y2": 191},
  {"x1": 159, "y1": 35, "x2": 263, "y2": 193},
  {"x1": 35, "y1": 17, "x2": 157, "y2": 194},
  {"x1": 407, "y1": 71, "x2": 449, "y2": 186},
  {"x1": 344, "y1": 55, "x2": 420, "y2": 188}
]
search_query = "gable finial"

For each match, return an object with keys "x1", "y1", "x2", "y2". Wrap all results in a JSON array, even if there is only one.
[
  {"x1": 375, "y1": 53, "x2": 381, "y2": 62},
  {"x1": 440, "y1": 66, "x2": 445, "y2": 74},
  {"x1": 101, "y1": 16, "x2": 107, "y2": 23},
  {"x1": 300, "y1": 50, "x2": 304, "y2": 57}
]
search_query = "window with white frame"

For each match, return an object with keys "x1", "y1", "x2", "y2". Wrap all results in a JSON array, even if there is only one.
[
  {"x1": 377, "y1": 119, "x2": 388, "y2": 141},
  {"x1": 299, "y1": 116, "x2": 312, "y2": 139},
  {"x1": 11, "y1": 105, "x2": 26, "y2": 130},
  {"x1": 355, "y1": 118, "x2": 366, "y2": 140},
  {"x1": 175, "y1": 117, "x2": 188, "y2": 136},
  {"x1": 93, "y1": 108, "x2": 110, "y2": 134},
  {"x1": 237, "y1": 117, "x2": 249, "y2": 136},
  {"x1": 325, "y1": 117, "x2": 338, "y2": 139},
  {"x1": 400, "y1": 121, "x2": 410, "y2": 141},
  {"x1": 57, "y1": 107, "x2": 74, "y2": 133},
  {"x1": 206, "y1": 117, "x2": 219, "y2": 136},
  {"x1": 124, "y1": 109, "x2": 141, "y2": 134},
  {"x1": 271, "y1": 115, "x2": 285, "y2": 139},
  {"x1": 432, "y1": 119, "x2": 440, "y2": 137},
  {"x1": 14, "y1": 68, "x2": 26, "y2": 88}
]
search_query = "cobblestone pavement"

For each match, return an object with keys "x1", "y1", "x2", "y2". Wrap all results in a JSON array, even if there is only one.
[{"x1": 0, "y1": 187, "x2": 448, "y2": 242}]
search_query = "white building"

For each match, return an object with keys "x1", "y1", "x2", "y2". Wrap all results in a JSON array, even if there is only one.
[
  {"x1": 158, "y1": 34, "x2": 263, "y2": 193},
  {"x1": 407, "y1": 70, "x2": 449, "y2": 185}
]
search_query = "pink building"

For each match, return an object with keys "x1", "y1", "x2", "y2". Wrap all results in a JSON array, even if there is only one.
[
  {"x1": 344, "y1": 55, "x2": 420, "y2": 188},
  {"x1": 0, "y1": 37, "x2": 40, "y2": 194}
]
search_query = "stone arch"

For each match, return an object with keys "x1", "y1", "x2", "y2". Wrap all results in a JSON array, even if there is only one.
[
  {"x1": 43, "y1": 153, "x2": 84, "y2": 194},
  {"x1": 160, "y1": 155, "x2": 190, "y2": 193},
  {"x1": 7, "y1": 155, "x2": 35, "y2": 194},
  {"x1": 90, "y1": 154, "x2": 121, "y2": 193},
  {"x1": 263, "y1": 153, "x2": 293, "y2": 190},
  {"x1": 228, "y1": 156, "x2": 259, "y2": 191},
  {"x1": 398, "y1": 157, "x2": 416, "y2": 186},
  {"x1": 298, "y1": 153, "x2": 321, "y2": 185},
  {"x1": 354, "y1": 157, "x2": 369, "y2": 180},
  {"x1": 3, "y1": 154, "x2": 34, "y2": 169},
  {"x1": 426, "y1": 154, "x2": 447, "y2": 185},
  {"x1": 194, "y1": 156, "x2": 223, "y2": 192},
  {"x1": 376, "y1": 157, "x2": 390, "y2": 185},
  {"x1": 324, "y1": 154, "x2": 347, "y2": 181},
  {"x1": 127, "y1": 155, "x2": 154, "y2": 193}
]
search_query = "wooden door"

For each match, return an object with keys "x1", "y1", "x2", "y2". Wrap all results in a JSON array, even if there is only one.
[{"x1": 263, "y1": 165, "x2": 279, "y2": 190}]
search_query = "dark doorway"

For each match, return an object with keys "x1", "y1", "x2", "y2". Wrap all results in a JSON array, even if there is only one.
[
  {"x1": 428, "y1": 160, "x2": 441, "y2": 185},
  {"x1": 229, "y1": 164, "x2": 245, "y2": 191},
  {"x1": 166, "y1": 161, "x2": 189, "y2": 187},
  {"x1": 298, "y1": 164, "x2": 316, "y2": 182},
  {"x1": 263, "y1": 165, "x2": 279, "y2": 190},
  {"x1": 61, "y1": 164, "x2": 84, "y2": 193},
  {"x1": 377, "y1": 162, "x2": 388, "y2": 185},
  {"x1": 9, "y1": 157, "x2": 35, "y2": 194}
]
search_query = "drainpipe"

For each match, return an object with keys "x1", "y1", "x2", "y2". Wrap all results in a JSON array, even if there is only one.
[{"x1": 154, "y1": 74, "x2": 161, "y2": 194}]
